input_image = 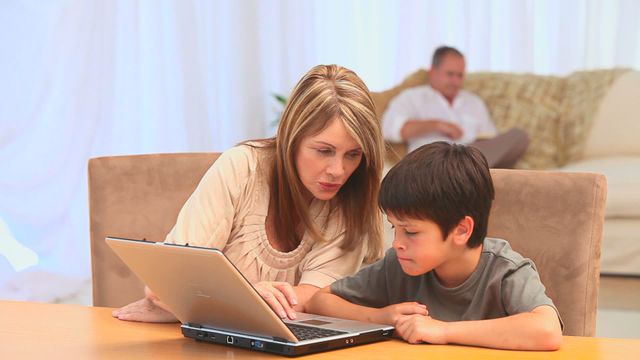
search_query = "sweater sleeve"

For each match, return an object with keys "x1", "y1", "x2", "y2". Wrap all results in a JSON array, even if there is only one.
[
  {"x1": 297, "y1": 206, "x2": 368, "y2": 288},
  {"x1": 164, "y1": 146, "x2": 254, "y2": 249}
]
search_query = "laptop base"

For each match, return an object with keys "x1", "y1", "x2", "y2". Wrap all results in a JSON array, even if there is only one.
[{"x1": 182, "y1": 324, "x2": 393, "y2": 357}]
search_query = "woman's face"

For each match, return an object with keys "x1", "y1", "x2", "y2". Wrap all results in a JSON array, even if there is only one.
[{"x1": 295, "y1": 118, "x2": 363, "y2": 201}]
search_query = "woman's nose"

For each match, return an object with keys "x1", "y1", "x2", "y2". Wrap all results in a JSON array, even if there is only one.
[{"x1": 326, "y1": 157, "x2": 345, "y2": 178}]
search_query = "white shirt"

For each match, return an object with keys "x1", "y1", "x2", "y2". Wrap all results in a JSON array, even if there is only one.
[{"x1": 382, "y1": 85, "x2": 496, "y2": 153}]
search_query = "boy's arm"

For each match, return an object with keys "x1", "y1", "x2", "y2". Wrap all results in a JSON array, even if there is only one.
[
  {"x1": 395, "y1": 305, "x2": 562, "y2": 351},
  {"x1": 306, "y1": 286, "x2": 428, "y2": 325}
]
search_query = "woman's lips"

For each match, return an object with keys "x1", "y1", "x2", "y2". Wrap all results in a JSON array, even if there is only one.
[{"x1": 319, "y1": 182, "x2": 341, "y2": 191}]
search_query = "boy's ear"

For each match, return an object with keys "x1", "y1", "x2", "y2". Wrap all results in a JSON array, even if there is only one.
[{"x1": 451, "y1": 216, "x2": 474, "y2": 245}]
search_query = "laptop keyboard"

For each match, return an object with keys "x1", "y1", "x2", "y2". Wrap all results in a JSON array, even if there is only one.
[{"x1": 287, "y1": 323, "x2": 347, "y2": 341}]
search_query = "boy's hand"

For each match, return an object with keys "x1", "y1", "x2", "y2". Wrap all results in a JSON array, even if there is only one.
[
  {"x1": 372, "y1": 302, "x2": 428, "y2": 325},
  {"x1": 395, "y1": 314, "x2": 448, "y2": 344}
]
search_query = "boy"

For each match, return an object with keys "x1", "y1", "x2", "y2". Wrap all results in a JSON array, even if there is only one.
[{"x1": 306, "y1": 142, "x2": 563, "y2": 350}]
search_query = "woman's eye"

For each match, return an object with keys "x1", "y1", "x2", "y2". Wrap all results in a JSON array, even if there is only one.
[
  {"x1": 317, "y1": 148, "x2": 333, "y2": 155},
  {"x1": 347, "y1": 151, "x2": 362, "y2": 159}
]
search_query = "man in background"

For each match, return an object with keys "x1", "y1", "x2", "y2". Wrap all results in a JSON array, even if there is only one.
[{"x1": 382, "y1": 46, "x2": 529, "y2": 168}]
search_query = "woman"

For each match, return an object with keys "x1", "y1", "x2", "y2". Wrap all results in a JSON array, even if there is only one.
[{"x1": 113, "y1": 64, "x2": 385, "y2": 322}]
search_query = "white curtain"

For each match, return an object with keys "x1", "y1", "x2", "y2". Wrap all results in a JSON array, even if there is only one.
[{"x1": 1, "y1": 0, "x2": 639, "y2": 303}]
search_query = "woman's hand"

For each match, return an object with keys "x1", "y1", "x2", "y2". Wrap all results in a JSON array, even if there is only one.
[
  {"x1": 253, "y1": 281, "x2": 299, "y2": 320},
  {"x1": 112, "y1": 287, "x2": 178, "y2": 323}
]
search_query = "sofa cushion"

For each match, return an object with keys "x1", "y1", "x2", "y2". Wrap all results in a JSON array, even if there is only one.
[
  {"x1": 464, "y1": 73, "x2": 564, "y2": 169},
  {"x1": 582, "y1": 71, "x2": 640, "y2": 159},
  {"x1": 560, "y1": 69, "x2": 632, "y2": 164},
  {"x1": 560, "y1": 156, "x2": 640, "y2": 217},
  {"x1": 599, "y1": 218, "x2": 640, "y2": 275}
]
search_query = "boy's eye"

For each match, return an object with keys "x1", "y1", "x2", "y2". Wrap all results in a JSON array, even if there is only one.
[{"x1": 390, "y1": 225, "x2": 417, "y2": 236}]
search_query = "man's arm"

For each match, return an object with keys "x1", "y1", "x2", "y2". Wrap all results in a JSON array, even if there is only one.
[
  {"x1": 395, "y1": 305, "x2": 562, "y2": 351},
  {"x1": 399, "y1": 119, "x2": 463, "y2": 141},
  {"x1": 306, "y1": 286, "x2": 428, "y2": 325}
]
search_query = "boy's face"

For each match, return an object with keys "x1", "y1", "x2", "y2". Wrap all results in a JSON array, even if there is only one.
[{"x1": 387, "y1": 213, "x2": 454, "y2": 276}]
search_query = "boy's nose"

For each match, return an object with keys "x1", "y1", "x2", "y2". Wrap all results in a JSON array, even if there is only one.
[{"x1": 392, "y1": 236, "x2": 406, "y2": 251}]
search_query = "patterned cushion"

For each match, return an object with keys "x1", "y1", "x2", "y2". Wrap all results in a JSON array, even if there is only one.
[{"x1": 465, "y1": 73, "x2": 564, "y2": 169}]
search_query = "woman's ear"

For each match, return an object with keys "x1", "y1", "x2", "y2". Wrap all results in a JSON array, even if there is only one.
[{"x1": 452, "y1": 216, "x2": 474, "y2": 246}]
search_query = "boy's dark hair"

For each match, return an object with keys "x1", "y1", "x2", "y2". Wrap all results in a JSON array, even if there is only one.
[
  {"x1": 431, "y1": 46, "x2": 464, "y2": 68},
  {"x1": 379, "y1": 142, "x2": 494, "y2": 248}
]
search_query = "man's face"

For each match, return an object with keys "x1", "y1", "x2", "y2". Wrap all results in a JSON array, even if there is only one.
[{"x1": 430, "y1": 54, "x2": 465, "y2": 101}]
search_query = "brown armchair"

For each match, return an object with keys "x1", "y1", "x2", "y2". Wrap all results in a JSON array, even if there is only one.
[
  {"x1": 88, "y1": 153, "x2": 220, "y2": 308},
  {"x1": 88, "y1": 154, "x2": 606, "y2": 336},
  {"x1": 487, "y1": 169, "x2": 607, "y2": 336}
]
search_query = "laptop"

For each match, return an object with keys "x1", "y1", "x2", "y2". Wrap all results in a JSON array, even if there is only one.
[{"x1": 106, "y1": 236, "x2": 394, "y2": 356}]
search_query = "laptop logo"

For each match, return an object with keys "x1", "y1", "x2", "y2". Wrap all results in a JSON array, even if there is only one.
[{"x1": 189, "y1": 284, "x2": 211, "y2": 298}]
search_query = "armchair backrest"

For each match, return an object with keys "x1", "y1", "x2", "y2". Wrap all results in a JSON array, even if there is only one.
[
  {"x1": 88, "y1": 153, "x2": 220, "y2": 307},
  {"x1": 488, "y1": 169, "x2": 607, "y2": 336}
]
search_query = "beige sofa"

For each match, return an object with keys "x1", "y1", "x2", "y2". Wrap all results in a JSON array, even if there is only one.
[{"x1": 372, "y1": 69, "x2": 640, "y2": 276}]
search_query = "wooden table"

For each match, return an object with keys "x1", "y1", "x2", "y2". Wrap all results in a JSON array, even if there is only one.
[{"x1": 1, "y1": 301, "x2": 638, "y2": 359}]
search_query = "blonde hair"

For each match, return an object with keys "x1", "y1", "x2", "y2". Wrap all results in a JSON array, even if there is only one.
[{"x1": 267, "y1": 64, "x2": 384, "y2": 263}]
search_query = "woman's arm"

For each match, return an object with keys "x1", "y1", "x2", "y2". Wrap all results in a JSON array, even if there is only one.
[{"x1": 113, "y1": 282, "x2": 319, "y2": 323}]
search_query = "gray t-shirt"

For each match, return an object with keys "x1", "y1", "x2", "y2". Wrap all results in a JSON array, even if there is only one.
[{"x1": 331, "y1": 238, "x2": 562, "y2": 325}]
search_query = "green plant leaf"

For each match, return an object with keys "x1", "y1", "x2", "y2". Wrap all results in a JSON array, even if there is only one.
[
  {"x1": 273, "y1": 93, "x2": 288, "y2": 105},
  {"x1": 270, "y1": 93, "x2": 288, "y2": 128}
]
